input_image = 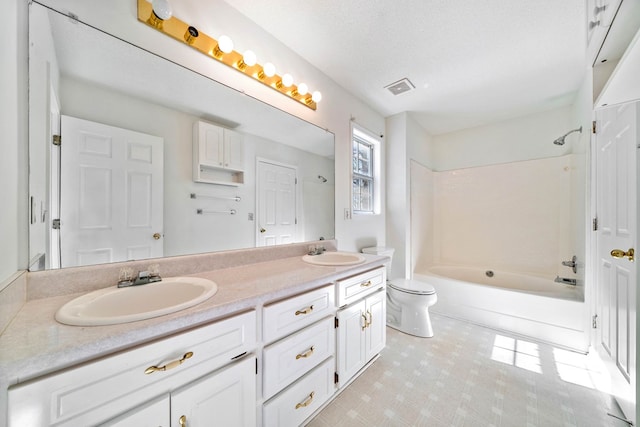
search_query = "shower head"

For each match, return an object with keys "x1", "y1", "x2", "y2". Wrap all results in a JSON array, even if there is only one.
[
  {"x1": 317, "y1": 175, "x2": 327, "y2": 183},
  {"x1": 553, "y1": 126, "x2": 583, "y2": 145}
]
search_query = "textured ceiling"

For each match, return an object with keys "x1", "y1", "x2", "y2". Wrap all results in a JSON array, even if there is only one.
[{"x1": 223, "y1": 0, "x2": 587, "y2": 135}]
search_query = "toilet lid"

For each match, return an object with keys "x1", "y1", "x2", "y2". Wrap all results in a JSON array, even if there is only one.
[{"x1": 389, "y1": 279, "x2": 436, "y2": 295}]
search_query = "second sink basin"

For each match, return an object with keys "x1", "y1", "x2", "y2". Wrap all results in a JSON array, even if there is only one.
[
  {"x1": 302, "y1": 251, "x2": 366, "y2": 266},
  {"x1": 55, "y1": 277, "x2": 218, "y2": 326}
]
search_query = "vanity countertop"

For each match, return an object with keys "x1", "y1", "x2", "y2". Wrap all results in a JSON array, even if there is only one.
[{"x1": 0, "y1": 253, "x2": 385, "y2": 389}]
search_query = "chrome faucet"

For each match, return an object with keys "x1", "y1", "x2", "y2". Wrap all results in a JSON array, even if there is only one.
[
  {"x1": 554, "y1": 276, "x2": 576, "y2": 286},
  {"x1": 561, "y1": 255, "x2": 577, "y2": 274},
  {"x1": 307, "y1": 245, "x2": 326, "y2": 256},
  {"x1": 117, "y1": 266, "x2": 162, "y2": 288}
]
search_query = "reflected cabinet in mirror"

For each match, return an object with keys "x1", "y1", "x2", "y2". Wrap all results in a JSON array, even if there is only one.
[{"x1": 28, "y1": 2, "x2": 335, "y2": 270}]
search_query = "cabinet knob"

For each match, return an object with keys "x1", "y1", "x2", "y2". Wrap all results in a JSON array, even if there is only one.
[{"x1": 153, "y1": 232, "x2": 161, "y2": 240}]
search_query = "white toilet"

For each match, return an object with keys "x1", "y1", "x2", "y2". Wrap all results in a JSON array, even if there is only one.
[{"x1": 362, "y1": 247, "x2": 437, "y2": 338}]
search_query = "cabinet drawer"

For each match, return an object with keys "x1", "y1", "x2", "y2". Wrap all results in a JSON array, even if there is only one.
[
  {"x1": 263, "y1": 357, "x2": 335, "y2": 427},
  {"x1": 336, "y1": 267, "x2": 385, "y2": 307},
  {"x1": 263, "y1": 285, "x2": 335, "y2": 343},
  {"x1": 8, "y1": 311, "x2": 256, "y2": 427},
  {"x1": 263, "y1": 316, "x2": 335, "y2": 400}
]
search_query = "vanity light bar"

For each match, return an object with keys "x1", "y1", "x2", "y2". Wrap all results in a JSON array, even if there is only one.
[{"x1": 137, "y1": 0, "x2": 318, "y2": 110}]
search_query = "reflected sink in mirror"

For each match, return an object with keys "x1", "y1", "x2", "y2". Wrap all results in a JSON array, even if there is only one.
[
  {"x1": 302, "y1": 251, "x2": 366, "y2": 266},
  {"x1": 55, "y1": 277, "x2": 218, "y2": 326}
]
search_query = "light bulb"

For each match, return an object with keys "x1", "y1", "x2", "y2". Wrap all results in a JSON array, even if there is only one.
[
  {"x1": 312, "y1": 91, "x2": 322, "y2": 103},
  {"x1": 218, "y1": 35, "x2": 234, "y2": 54},
  {"x1": 297, "y1": 83, "x2": 308, "y2": 96},
  {"x1": 152, "y1": 0, "x2": 173, "y2": 20},
  {"x1": 243, "y1": 50, "x2": 257, "y2": 67},
  {"x1": 282, "y1": 73, "x2": 294, "y2": 88},
  {"x1": 263, "y1": 62, "x2": 276, "y2": 77}
]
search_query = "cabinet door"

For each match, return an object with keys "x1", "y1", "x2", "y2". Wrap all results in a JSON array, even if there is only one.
[
  {"x1": 171, "y1": 356, "x2": 256, "y2": 427},
  {"x1": 99, "y1": 395, "x2": 169, "y2": 427},
  {"x1": 365, "y1": 290, "x2": 386, "y2": 359},
  {"x1": 224, "y1": 129, "x2": 244, "y2": 170},
  {"x1": 336, "y1": 300, "x2": 366, "y2": 385},
  {"x1": 198, "y1": 122, "x2": 224, "y2": 167}
]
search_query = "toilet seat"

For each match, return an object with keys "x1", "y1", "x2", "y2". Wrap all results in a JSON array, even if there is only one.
[{"x1": 389, "y1": 279, "x2": 436, "y2": 296}]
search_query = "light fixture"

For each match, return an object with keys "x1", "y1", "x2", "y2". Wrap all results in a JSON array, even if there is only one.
[
  {"x1": 137, "y1": 0, "x2": 320, "y2": 109},
  {"x1": 148, "y1": 0, "x2": 172, "y2": 28},
  {"x1": 237, "y1": 50, "x2": 256, "y2": 70}
]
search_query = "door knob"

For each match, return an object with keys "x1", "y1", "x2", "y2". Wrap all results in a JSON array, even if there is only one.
[
  {"x1": 611, "y1": 248, "x2": 634, "y2": 262},
  {"x1": 260, "y1": 227, "x2": 266, "y2": 233},
  {"x1": 153, "y1": 233, "x2": 161, "y2": 240}
]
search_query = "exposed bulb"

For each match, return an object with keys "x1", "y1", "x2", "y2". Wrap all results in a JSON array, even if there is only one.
[
  {"x1": 282, "y1": 73, "x2": 294, "y2": 88},
  {"x1": 311, "y1": 91, "x2": 322, "y2": 103},
  {"x1": 243, "y1": 50, "x2": 257, "y2": 67},
  {"x1": 152, "y1": 0, "x2": 173, "y2": 20},
  {"x1": 297, "y1": 83, "x2": 308, "y2": 96},
  {"x1": 218, "y1": 35, "x2": 234, "y2": 54},
  {"x1": 263, "y1": 62, "x2": 276, "y2": 77}
]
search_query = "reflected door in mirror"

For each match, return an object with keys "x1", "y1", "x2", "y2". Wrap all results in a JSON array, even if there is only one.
[{"x1": 257, "y1": 161, "x2": 297, "y2": 246}]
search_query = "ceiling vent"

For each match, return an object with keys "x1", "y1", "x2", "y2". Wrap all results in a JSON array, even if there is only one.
[{"x1": 384, "y1": 78, "x2": 415, "y2": 96}]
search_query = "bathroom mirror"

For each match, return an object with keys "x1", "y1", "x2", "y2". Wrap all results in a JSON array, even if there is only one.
[{"x1": 28, "y1": 3, "x2": 335, "y2": 270}]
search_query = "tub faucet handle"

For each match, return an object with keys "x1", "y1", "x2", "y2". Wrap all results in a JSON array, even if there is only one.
[{"x1": 561, "y1": 256, "x2": 577, "y2": 274}]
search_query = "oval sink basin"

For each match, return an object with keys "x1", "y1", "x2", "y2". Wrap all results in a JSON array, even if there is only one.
[
  {"x1": 55, "y1": 277, "x2": 218, "y2": 326},
  {"x1": 302, "y1": 251, "x2": 366, "y2": 266}
]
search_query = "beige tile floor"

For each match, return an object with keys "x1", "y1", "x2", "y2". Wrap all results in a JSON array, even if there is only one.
[{"x1": 309, "y1": 314, "x2": 629, "y2": 427}]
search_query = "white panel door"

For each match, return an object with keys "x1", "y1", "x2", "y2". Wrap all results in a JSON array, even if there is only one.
[
  {"x1": 60, "y1": 116, "x2": 164, "y2": 267},
  {"x1": 336, "y1": 300, "x2": 367, "y2": 385},
  {"x1": 365, "y1": 290, "x2": 386, "y2": 359},
  {"x1": 595, "y1": 102, "x2": 638, "y2": 423},
  {"x1": 171, "y1": 356, "x2": 256, "y2": 427},
  {"x1": 257, "y1": 160, "x2": 297, "y2": 247}
]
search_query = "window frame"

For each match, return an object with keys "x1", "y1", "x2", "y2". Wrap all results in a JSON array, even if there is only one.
[{"x1": 351, "y1": 124, "x2": 380, "y2": 215}]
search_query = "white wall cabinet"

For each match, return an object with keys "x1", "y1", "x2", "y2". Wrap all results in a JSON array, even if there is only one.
[
  {"x1": 335, "y1": 268, "x2": 386, "y2": 387},
  {"x1": 8, "y1": 311, "x2": 257, "y2": 427},
  {"x1": 193, "y1": 120, "x2": 244, "y2": 186}
]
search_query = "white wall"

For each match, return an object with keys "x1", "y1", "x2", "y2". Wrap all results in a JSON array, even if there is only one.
[
  {"x1": 61, "y1": 77, "x2": 334, "y2": 257},
  {"x1": 35, "y1": 0, "x2": 386, "y2": 254},
  {"x1": 0, "y1": 1, "x2": 28, "y2": 286},
  {"x1": 433, "y1": 106, "x2": 574, "y2": 170},
  {"x1": 386, "y1": 112, "x2": 434, "y2": 279}
]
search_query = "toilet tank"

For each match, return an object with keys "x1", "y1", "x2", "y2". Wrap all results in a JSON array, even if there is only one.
[{"x1": 361, "y1": 246, "x2": 394, "y2": 277}]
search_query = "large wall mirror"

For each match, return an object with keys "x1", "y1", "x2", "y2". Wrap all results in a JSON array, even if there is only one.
[{"x1": 28, "y1": 2, "x2": 335, "y2": 270}]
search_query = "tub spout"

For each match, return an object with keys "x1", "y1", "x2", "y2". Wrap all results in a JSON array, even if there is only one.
[{"x1": 554, "y1": 276, "x2": 576, "y2": 286}]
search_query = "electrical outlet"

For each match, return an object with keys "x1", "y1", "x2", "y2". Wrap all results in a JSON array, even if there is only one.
[{"x1": 344, "y1": 208, "x2": 351, "y2": 220}]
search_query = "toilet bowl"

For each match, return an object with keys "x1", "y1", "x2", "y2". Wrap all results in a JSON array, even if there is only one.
[{"x1": 361, "y1": 247, "x2": 437, "y2": 338}]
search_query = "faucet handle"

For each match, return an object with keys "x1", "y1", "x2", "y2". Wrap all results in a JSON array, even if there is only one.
[
  {"x1": 148, "y1": 263, "x2": 160, "y2": 277},
  {"x1": 118, "y1": 267, "x2": 134, "y2": 282}
]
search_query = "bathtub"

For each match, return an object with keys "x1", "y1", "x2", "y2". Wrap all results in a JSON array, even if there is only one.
[{"x1": 417, "y1": 266, "x2": 589, "y2": 352}]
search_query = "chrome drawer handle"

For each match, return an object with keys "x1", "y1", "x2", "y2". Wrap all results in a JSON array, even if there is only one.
[
  {"x1": 360, "y1": 280, "x2": 372, "y2": 287},
  {"x1": 295, "y1": 305, "x2": 314, "y2": 316},
  {"x1": 296, "y1": 346, "x2": 315, "y2": 360},
  {"x1": 145, "y1": 351, "x2": 193, "y2": 375},
  {"x1": 295, "y1": 391, "x2": 315, "y2": 409}
]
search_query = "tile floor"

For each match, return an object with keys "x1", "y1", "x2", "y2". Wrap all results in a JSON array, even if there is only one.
[{"x1": 309, "y1": 314, "x2": 629, "y2": 427}]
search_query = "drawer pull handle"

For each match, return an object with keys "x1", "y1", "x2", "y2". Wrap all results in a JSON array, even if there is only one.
[
  {"x1": 295, "y1": 391, "x2": 315, "y2": 409},
  {"x1": 296, "y1": 346, "x2": 315, "y2": 360},
  {"x1": 295, "y1": 305, "x2": 314, "y2": 316},
  {"x1": 360, "y1": 280, "x2": 372, "y2": 287},
  {"x1": 145, "y1": 351, "x2": 194, "y2": 375},
  {"x1": 179, "y1": 415, "x2": 187, "y2": 426}
]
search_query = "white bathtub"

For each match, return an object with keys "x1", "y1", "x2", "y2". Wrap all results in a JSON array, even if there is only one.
[{"x1": 417, "y1": 266, "x2": 589, "y2": 352}]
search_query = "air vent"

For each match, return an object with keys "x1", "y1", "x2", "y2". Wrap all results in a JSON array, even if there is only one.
[{"x1": 384, "y1": 78, "x2": 415, "y2": 95}]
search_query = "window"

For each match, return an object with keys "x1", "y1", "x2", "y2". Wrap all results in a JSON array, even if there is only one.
[{"x1": 352, "y1": 126, "x2": 379, "y2": 214}]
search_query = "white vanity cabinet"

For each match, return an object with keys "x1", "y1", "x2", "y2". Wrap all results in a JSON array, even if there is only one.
[
  {"x1": 193, "y1": 120, "x2": 244, "y2": 186},
  {"x1": 261, "y1": 285, "x2": 336, "y2": 426},
  {"x1": 335, "y1": 267, "x2": 386, "y2": 386},
  {"x1": 8, "y1": 311, "x2": 257, "y2": 427}
]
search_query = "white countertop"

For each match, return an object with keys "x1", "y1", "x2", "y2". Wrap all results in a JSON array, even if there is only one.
[{"x1": 0, "y1": 254, "x2": 385, "y2": 389}]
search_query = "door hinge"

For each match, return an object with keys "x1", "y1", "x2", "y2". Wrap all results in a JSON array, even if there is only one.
[
  {"x1": 592, "y1": 314, "x2": 598, "y2": 329},
  {"x1": 256, "y1": 358, "x2": 258, "y2": 375},
  {"x1": 593, "y1": 217, "x2": 598, "y2": 231},
  {"x1": 334, "y1": 317, "x2": 339, "y2": 328},
  {"x1": 592, "y1": 120, "x2": 597, "y2": 134},
  {"x1": 52, "y1": 219, "x2": 61, "y2": 230},
  {"x1": 52, "y1": 135, "x2": 61, "y2": 146},
  {"x1": 334, "y1": 372, "x2": 339, "y2": 384}
]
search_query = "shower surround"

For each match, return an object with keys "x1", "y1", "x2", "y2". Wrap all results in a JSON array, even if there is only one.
[{"x1": 411, "y1": 155, "x2": 588, "y2": 351}]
